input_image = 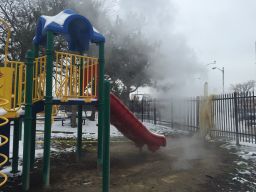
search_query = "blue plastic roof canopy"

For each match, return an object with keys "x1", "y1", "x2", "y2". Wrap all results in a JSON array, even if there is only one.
[{"x1": 33, "y1": 9, "x2": 105, "y2": 52}]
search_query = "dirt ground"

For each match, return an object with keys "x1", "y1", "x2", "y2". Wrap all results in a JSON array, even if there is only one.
[{"x1": 3, "y1": 135, "x2": 253, "y2": 192}]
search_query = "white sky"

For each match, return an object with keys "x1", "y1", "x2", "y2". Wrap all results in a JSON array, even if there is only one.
[{"x1": 172, "y1": 0, "x2": 256, "y2": 93}]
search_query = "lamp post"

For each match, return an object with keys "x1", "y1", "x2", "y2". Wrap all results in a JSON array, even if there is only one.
[
  {"x1": 194, "y1": 77, "x2": 208, "y2": 96},
  {"x1": 212, "y1": 66, "x2": 224, "y2": 93},
  {"x1": 206, "y1": 60, "x2": 216, "y2": 66}
]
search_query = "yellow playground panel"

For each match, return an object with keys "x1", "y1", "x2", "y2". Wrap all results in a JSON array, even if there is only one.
[
  {"x1": 0, "y1": 50, "x2": 99, "y2": 117},
  {"x1": 0, "y1": 62, "x2": 25, "y2": 113},
  {"x1": 0, "y1": 17, "x2": 100, "y2": 118},
  {"x1": 33, "y1": 56, "x2": 46, "y2": 102},
  {"x1": 55, "y1": 51, "x2": 98, "y2": 101}
]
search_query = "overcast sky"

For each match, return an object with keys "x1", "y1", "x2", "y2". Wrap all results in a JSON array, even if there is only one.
[
  {"x1": 109, "y1": 0, "x2": 256, "y2": 95},
  {"x1": 171, "y1": 0, "x2": 256, "y2": 93}
]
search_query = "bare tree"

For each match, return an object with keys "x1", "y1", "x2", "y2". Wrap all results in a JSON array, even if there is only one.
[
  {"x1": 0, "y1": 0, "x2": 67, "y2": 61},
  {"x1": 231, "y1": 80, "x2": 255, "y2": 93}
]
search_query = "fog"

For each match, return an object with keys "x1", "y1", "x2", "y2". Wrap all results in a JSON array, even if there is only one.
[
  {"x1": 72, "y1": 0, "x2": 208, "y2": 98},
  {"x1": 113, "y1": 0, "x2": 207, "y2": 98}
]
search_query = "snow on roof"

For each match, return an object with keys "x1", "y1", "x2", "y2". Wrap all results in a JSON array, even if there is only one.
[
  {"x1": 33, "y1": 9, "x2": 105, "y2": 52},
  {"x1": 42, "y1": 11, "x2": 70, "y2": 29}
]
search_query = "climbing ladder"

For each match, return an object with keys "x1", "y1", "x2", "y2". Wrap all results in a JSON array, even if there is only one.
[{"x1": 0, "y1": 98, "x2": 9, "y2": 187}]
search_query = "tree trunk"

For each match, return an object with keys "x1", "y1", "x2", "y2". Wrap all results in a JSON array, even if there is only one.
[
  {"x1": 87, "y1": 110, "x2": 96, "y2": 121},
  {"x1": 119, "y1": 89, "x2": 130, "y2": 105}
]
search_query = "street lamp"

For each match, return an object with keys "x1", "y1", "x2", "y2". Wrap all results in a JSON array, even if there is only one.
[
  {"x1": 206, "y1": 60, "x2": 216, "y2": 66},
  {"x1": 194, "y1": 76, "x2": 208, "y2": 96},
  {"x1": 212, "y1": 66, "x2": 224, "y2": 93}
]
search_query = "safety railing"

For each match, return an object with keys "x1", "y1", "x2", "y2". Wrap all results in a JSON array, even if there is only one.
[
  {"x1": 55, "y1": 51, "x2": 98, "y2": 101},
  {"x1": 0, "y1": 98, "x2": 9, "y2": 187},
  {"x1": 0, "y1": 18, "x2": 27, "y2": 114},
  {"x1": 0, "y1": 61, "x2": 26, "y2": 112},
  {"x1": 33, "y1": 56, "x2": 46, "y2": 102}
]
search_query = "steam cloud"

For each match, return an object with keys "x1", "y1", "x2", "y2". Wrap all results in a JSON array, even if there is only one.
[
  {"x1": 73, "y1": 0, "x2": 207, "y2": 98},
  {"x1": 116, "y1": 0, "x2": 207, "y2": 98}
]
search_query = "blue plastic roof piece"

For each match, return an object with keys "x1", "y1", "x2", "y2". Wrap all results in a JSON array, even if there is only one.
[
  {"x1": 33, "y1": 9, "x2": 105, "y2": 52},
  {"x1": 91, "y1": 27, "x2": 105, "y2": 44}
]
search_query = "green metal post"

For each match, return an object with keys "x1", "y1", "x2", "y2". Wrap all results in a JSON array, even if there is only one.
[
  {"x1": 97, "y1": 42, "x2": 105, "y2": 167},
  {"x1": 19, "y1": 118, "x2": 22, "y2": 141},
  {"x1": 103, "y1": 80, "x2": 110, "y2": 192},
  {"x1": 30, "y1": 111, "x2": 36, "y2": 169},
  {"x1": 33, "y1": 45, "x2": 39, "y2": 58},
  {"x1": 77, "y1": 54, "x2": 84, "y2": 160},
  {"x1": 43, "y1": 31, "x2": 54, "y2": 187},
  {"x1": 30, "y1": 45, "x2": 39, "y2": 168},
  {"x1": 11, "y1": 117, "x2": 21, "y2": 173},
  {"x1": 22, "y1": 50, "x2": 34, "y2": 191}
]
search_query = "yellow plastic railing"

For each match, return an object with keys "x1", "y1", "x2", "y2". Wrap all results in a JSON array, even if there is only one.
[
  {"x1": 1, "y1": 61, "x2": 26, "y2": 112},
  {"x1": 0, "y1": 16, "x2": 99, "y2": 118},
  {"x1": 0, "y1": 98, "x2": 9, "y2": 187},
  {"x1": 0, "y1": 18, "x2": 26, "y2": 116},
  {"x1": 33, "y1": 56, "x2": 46, "y2": 102},
  {"x1": 55, "y1": 51, "x2": 98, "y2": 101}
]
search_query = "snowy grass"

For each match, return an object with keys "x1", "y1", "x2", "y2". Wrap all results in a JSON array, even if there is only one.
[{"x1": 219, "y1": 138, "x2": 256, "y2": 189}]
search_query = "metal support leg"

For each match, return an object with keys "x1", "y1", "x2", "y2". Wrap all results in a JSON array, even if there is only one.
[
  {"x1": 77, "y1": 105, "x2": 83, "y2": 160},
  {"x1": 22, "y1": 50, "x2": 34, "y2": 191},
  {"x1": 103, "y1": 80, "x2": 110, "y2": 192},
  {"x1": 30, "y1": 112, "x2": 36, "y2": 169},
  {"x1": 11, "y1": 118, "x2": 21, "y2": 173}
]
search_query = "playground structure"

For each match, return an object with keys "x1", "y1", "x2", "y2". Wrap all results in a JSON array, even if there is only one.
[{"x1": 0, "y1": 9, "x2": 166, "y2": 191}]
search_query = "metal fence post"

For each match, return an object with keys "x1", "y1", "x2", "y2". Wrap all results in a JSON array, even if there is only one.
[
  {"x1": 234, "y1": 92, "x2": 239, "y2": 145},
  {"x1": 154, "y1": 99, "x2": 157, "y2": 125},
  {"x1": 141, "y1": 98, "x2": 144, "y2": 122},
  {"x1": 196, "y1": 96, "x2": 200, "y2": 129},
  {"x1": 170, "y1": 101, "x2": 173, "y2": 127}
]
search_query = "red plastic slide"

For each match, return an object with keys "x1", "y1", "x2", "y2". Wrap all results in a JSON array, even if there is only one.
[{"x1": 110, "y1": 93, "x2": 166, "y2": 152}]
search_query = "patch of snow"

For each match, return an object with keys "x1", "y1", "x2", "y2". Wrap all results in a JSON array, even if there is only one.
[
  {"x1": 143, "y1": 122, "x2": 189, "y2": 135},
  {"x1": 237, "y1": 170, "x2": 251, "y2": 175},
  {"x1": 93, "y1": 27, "x2": 100, "y2": 33},
  {"x1": 232, "y1": 176, "x2": 248, "y2": 184},
  {"x1": 221, "y1": 141, "x2": 256, "y2": 161},
  {"x1": 42, "y1": 11, "x2": 70, "y2": 29},
  {"x1": 17, "y1": 108, "x2": 24, "y2": 115},
  {"x1": 4, "y1": 117, "x2": 175, "y2": 176},
  {"x1": 235, "y1": 161, "x2": 248, "y2": 166},
  {"x1": 0, "y1": 107, "x2": 7, "y2": 115}
]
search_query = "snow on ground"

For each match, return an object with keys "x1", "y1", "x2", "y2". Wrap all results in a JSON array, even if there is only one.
[
  {"x1": 220, "y1": 139, "x2": 256, "y2": 190},
  {"x1": 143, "y1": 121, "x2": 190, "y2": 135},
  {"x1": 221, "y1": 140, "x2": 256, "y2": 161},
  {"x1": 4, "y1": 118, "x2": 185, "y2": 175},
  {"x1": 36, "y1": 119, "x2": 123, "y2": 139},
  {"x1": 7, "y1": 116, "x2": 256, "y2": 191}
]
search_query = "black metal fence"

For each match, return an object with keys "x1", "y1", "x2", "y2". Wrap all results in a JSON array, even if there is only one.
[
  {"x1": 129, "y1": 92, "x2": 256, "y2": 144},
  {"x1": 211, "y1": 92, "x2": 256, "y2": 144},
  {"x1": 129, "y1": 96, "x2": 200, "y2": 132}
]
